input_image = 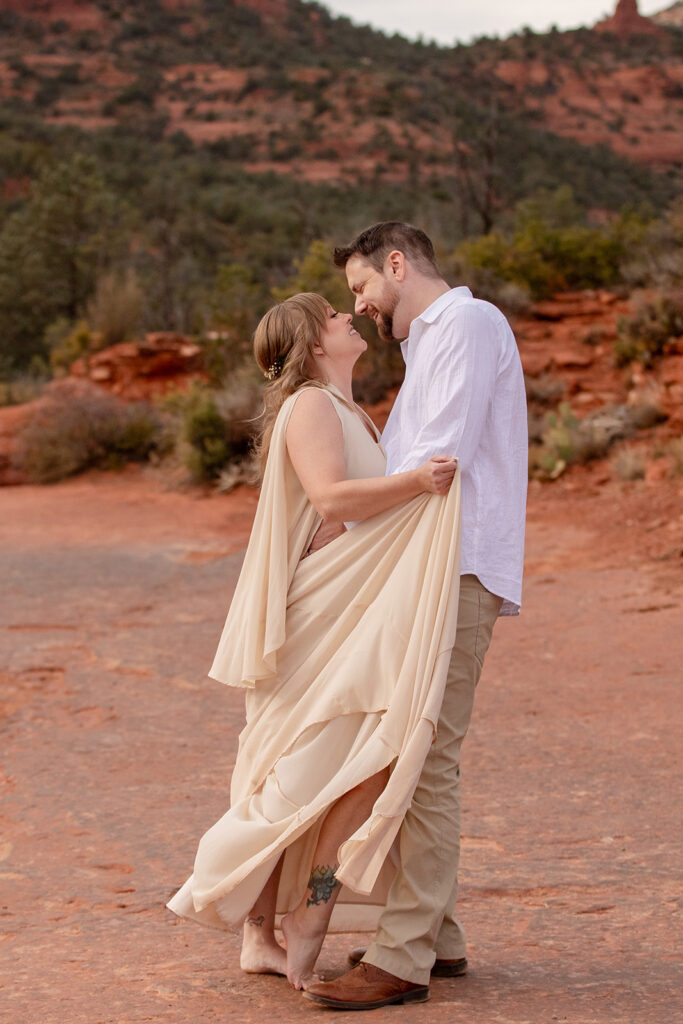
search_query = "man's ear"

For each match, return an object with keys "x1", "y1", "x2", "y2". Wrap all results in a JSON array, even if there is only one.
[{"x1": 386, "y1": 249, "x2": 406, "y2": 281}]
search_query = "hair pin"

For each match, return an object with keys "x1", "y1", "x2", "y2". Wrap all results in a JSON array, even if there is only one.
[{"x1": 265, "y1": 358, "x2": 283, "y2": 381}]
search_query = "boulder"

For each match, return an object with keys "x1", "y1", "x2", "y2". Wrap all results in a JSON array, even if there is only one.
[{"x1": 70, "y1": 333, "x2": 207, "y2": 400}]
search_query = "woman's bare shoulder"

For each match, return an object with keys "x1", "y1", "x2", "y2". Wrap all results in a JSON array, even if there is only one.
[
  {"x1": 287, "y1": 387, "x2": 344, "y2": 449},
  {"x1": 288, "y1": 387, "x2": 340, "y2": 424}
]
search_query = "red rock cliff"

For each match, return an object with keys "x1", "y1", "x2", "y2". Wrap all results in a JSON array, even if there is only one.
[{"x1": 595, "y1": 0, "x2": 666, "y2": 36}]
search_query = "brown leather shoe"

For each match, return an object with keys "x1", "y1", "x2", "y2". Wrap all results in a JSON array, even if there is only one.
[
  {"x1": 304, "y1": 962, "x2": 429, "y2": 1010},
  {"x1": 347, "y1": 946, "x2": 468, "y2": 978}
]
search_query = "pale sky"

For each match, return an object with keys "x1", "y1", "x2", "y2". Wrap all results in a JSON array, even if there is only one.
[{"x1": 320, "y1": 0, "x2": 669, "y2": 45}]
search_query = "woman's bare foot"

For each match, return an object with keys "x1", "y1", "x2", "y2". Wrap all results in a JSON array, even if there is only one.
[
  {"x1": 240, "y1": 917, "x2": 288, "y2": 976},
  {"x1": 281, "y1": 911, "x2": 326, "y2": 990}
]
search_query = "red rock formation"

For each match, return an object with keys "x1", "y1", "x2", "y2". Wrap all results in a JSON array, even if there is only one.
[
  {"x1": 595, "y1": 0, "x2": 667, "y2": 36},
  {"x1": 70, "y1": 333, "x2": 207, "y2": 401},
  {"x1": 515, "y1": 289, "x2": 683, "y2": 435},
  {"x1": 0, "y1": 337, "x2": 208, "y2": 483}
]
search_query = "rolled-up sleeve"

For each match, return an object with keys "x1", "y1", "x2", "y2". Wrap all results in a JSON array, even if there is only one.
[{"x1": 392, "y1": 305, "x2": 500, "y2": 474}]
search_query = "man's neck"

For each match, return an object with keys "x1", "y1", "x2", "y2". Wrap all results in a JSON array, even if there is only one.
[
  {"x1": 399, "y1": 278, "x2": 451, "y2": 338},
  {"x1": 411, "y1": 279, "x2": 451, "y2": 321}
]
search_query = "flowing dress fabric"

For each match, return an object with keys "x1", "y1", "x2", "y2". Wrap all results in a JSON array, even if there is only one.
[{"x1": 167, "y1": 385, "x2": 462, "y2": 932}]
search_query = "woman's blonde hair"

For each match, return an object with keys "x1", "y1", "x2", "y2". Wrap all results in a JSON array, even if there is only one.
[{"x1": 252, "y1": 292, "x2": 329, "y2": 471}]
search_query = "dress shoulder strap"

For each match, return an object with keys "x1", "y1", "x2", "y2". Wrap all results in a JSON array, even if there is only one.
[
  {"x1": 315, "y1": 384, "x2": 381, "y2": 443},
  {"x1": 352, "y1": 401, "x2": 382, "y2": 441}
]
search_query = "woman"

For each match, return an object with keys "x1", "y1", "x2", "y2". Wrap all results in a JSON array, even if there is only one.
[{"x1": 168, "y1": 293, "x2": 461, "y2": 990}]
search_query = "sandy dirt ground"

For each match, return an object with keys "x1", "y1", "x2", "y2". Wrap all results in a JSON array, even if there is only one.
[{"x1": 1, "y1": 465, "x2": 681, "y2": 1024}]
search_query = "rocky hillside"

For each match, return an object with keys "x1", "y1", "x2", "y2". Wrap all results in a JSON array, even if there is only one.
[
  {"x1": 0, "y1": 0, "x2": 681, "y2": 189},
  {"x1": 0, "y1": 0, "x2": 680, "y2": 383},
  {"x1": 653, "y1": 1, "x2": 683, "y2": 28}
]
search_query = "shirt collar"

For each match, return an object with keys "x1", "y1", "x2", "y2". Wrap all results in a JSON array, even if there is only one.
[
  {"x1": 400, "y1": 286, "x2": 473, "y2": 360},
  {"x1": 416, "y1": 286, "x2": 473, "y2": 325}
]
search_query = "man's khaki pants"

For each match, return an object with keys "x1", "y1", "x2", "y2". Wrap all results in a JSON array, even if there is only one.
[{"x1": 364, "y1": 574, "x2": 503, "y2": 986}]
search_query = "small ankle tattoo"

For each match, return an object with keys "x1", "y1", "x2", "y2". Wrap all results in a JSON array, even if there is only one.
[
  {"x1": 246, "y1": 915, "x2": 265, "y2": 927},
  {"x1": 306, "y1": 865, "x2": 340, "y2": 907}
]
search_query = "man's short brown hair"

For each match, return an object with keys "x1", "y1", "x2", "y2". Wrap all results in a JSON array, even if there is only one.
[{"x1": 333, "y1": 222, "x2": 440, "y2": 278}]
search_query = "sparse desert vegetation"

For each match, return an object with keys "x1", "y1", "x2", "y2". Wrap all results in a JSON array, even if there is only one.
[{"x1": 0, "y1": 1, "x2": 681, "y2": 490}]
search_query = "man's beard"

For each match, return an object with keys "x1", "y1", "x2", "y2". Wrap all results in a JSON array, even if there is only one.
[
  {"x1": 375, "y1": 312, "x2": 394, "y2": 341},
  {"x1": 374, "y1": 281, "x2": 400, "y2": 341}
]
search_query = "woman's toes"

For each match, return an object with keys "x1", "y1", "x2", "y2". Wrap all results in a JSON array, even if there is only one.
[{"x1": 300, "y1": 971, "x2": 320, "y2": 991}]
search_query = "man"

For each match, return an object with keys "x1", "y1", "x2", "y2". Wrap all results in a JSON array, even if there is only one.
[{"x1": 305, "y1": 222, "x2": 528, "y2": 1010}]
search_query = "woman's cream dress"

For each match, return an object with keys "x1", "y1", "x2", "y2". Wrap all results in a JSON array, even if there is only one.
[{"x1": 167, "y1": 384, "x2": 462, "y2": 932}]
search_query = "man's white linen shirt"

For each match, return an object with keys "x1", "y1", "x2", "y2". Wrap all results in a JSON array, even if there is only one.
[{"x1": 381, "y1": 287, "x2": 528, "y2": 615}]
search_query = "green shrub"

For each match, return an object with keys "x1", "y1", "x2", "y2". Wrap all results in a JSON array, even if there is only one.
[
  {"x1": 532, "y1": 403, "x2": 583, "y2": 477},
  {"x1": 17, "y1": 383, "x2": 166, "y2": 483},
  {"x1": 614, "y1": 293, "x2": 683, "y2": 366},
  {"x1": 182, "y1": 393, "x2": 229, "y2": 483},
  {"x1": 86, "y1": 268, "x2": 144, "y2": 347},
  {"x1": 272, "y1": 239, "x2": 351, "y2": 310},
  {"x1": 48, "y1": 320, "x2": 102, "y2": 374},
  {"x1": 529, "y1": 401, "x2": 662, "y2": 479},
  {"x1": 199, "y1": 263, "x2": 264, "y2": 383},
  {"x1": 161, "y1": 386, "x2": 229, "y2": 483},
  {"x1": 457, "y1": 221, "x2": 623, "y2": 298},
  {"x1": 0, "y1": 154, "x2": 123, "y2": 372},
  {"x1": 454, "y1": 186, "x2": 633, "y2": 298},
  {"x1": 178, "y1": 367, "x2": 266, "y2": 483},
  {"x1": 620, "y1": 201, "x2": 683, "y2": 289},
  {"x1": 162, "y1": 366, "x2": 264, "y2": 484}
]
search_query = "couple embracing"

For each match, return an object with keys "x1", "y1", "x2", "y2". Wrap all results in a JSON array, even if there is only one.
[{"x1": 168, "y1": 221, "x2": 528, "y2": 1010}]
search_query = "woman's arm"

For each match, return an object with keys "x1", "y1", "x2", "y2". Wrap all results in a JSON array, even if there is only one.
[{"x1": 286, "y1": 389, "x2": 456, "y2": 523}]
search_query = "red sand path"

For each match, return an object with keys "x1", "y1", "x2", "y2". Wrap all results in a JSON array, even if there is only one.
[{"x1": 1, "y1": 466, "x2": 681, "y2": 1023}]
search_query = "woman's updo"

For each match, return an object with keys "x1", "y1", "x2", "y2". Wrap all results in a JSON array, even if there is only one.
[{"x1": 252, "y1": 292, "x2": 330, "y2": 471}]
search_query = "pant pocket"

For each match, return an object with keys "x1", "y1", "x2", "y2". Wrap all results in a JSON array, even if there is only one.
[{"x1": 473, "y1": 590, "x2": 502, "y2": 666}]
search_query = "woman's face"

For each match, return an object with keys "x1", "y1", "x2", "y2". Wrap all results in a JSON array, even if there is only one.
[{"x1": 316, "y1": 308, "x2": 367, "y2": 368}]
